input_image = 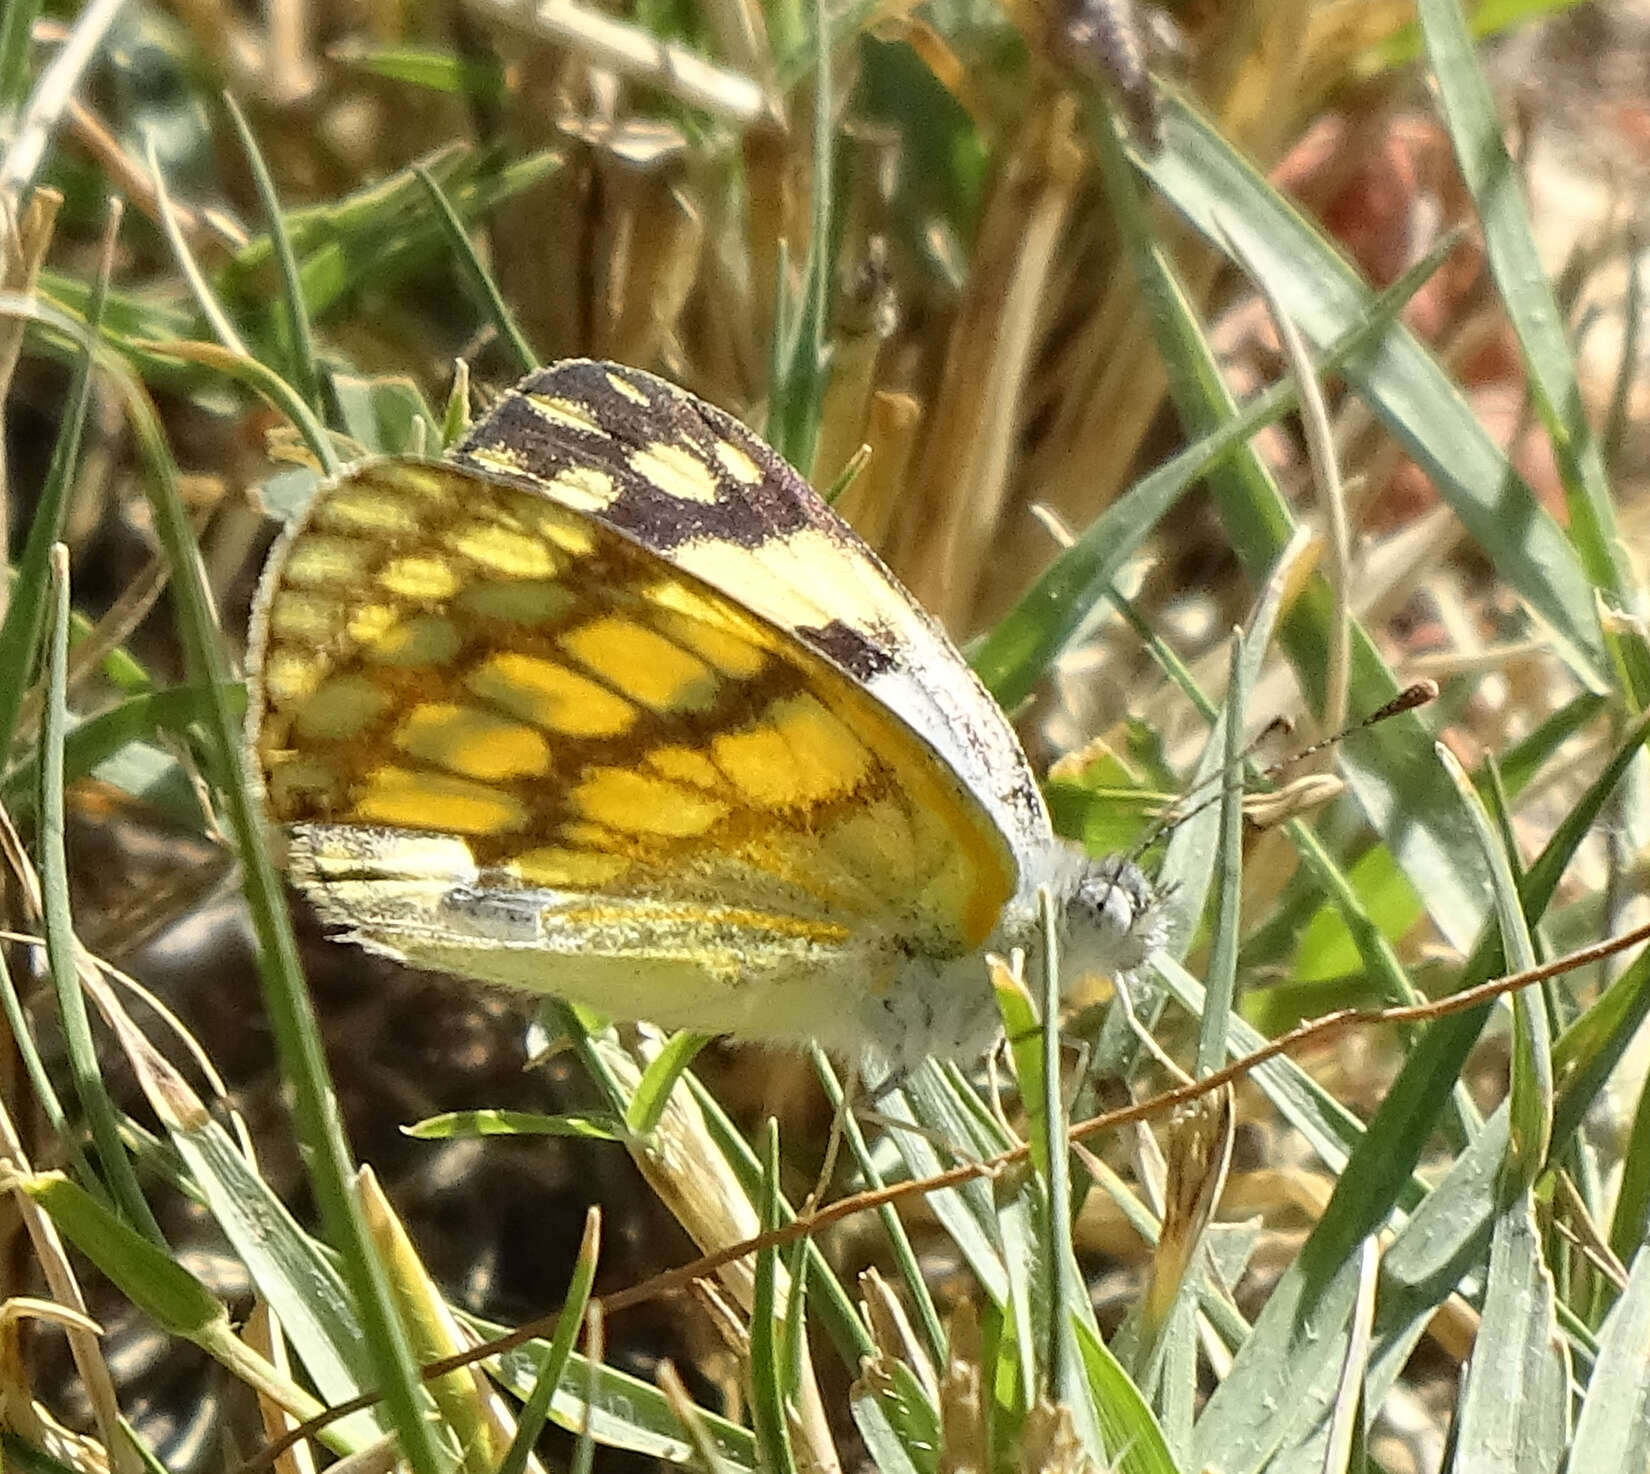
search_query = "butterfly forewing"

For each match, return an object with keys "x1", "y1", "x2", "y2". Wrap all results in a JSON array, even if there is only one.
[{"x1": 455, "y1": 360, "x2": 1054, "y2": 875}]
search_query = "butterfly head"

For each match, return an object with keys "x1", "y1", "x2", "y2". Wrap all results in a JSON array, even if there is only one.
[{"x1": 1048, "y1": 847, "x2": 1166, "y2": 989}]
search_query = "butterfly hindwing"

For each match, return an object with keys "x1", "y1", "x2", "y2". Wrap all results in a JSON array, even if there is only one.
[{"x1": 247, "y1": 459, "x2": 1018, "y2": 1037}]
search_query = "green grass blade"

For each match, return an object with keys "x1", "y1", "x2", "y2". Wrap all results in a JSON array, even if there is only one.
[
  {"x1": 1071, "y1": 1319, "x2": 1184, "y2": 1474},
  {"x1": 415, "y1": 163, "x2": 538, "y2": 376},
  {"x1": 1454, "y1": 1201, "x2": 1568, "y2": 1471},
  {"x1": 131, "y1": 337, "x2": 339, "y2": 474},
  {"x1": 749, "y1": 1122, "x2": 800, "y2": 1474},
  {"x1": 115, "y1": 1018, "x2": 392, "y2": 1447},
  {"x1": 38, "y1": 547, "x2": 163, "y2": 1241},
  {"x1": 1035, "y1": 907, "x2": 1088, "y2": 1424},
  {"x1": 1437, "y1": 744, "x2": 1552, "y2": 1196},
  {"x1": 327, "y1": 43, "x2": 507, "y2": 99},
  {"x1": 2, "y1": 683, "x2": 231, "y2": 817},
  {"x1": 482, "y1": 1326, "x2": 758, "y2": 1470},
  {"x1": 1137, "y1": 92, "x2": 1609, "y2": 691},
  {"x1": 497, "y1": 1209, "x2": 601, "y2": 1474},
  {"x1": 0, "y1": 0, "x2": 41, "y2": 115},
  {"x1": 1418, "y1": 0, "x2": 1643, "y2": 651},
  {"x1": 879, "y1": 1069, "x2": 1009, "y2": 1306},
  {"x1": 1196, "y1": 636, "x2": 1245, "y2": 1080},
  {"x1": 811, "y1": 1047, "x2": 947, "y2": 1369},
  {"x1": 766, "y1": 0, "x2": 832, "y2": 472},
  {"x1": 223, "y1": 91, "x2": 325, "y2": 418},
  {"x1": 1570, "y1": 1247, "x2": 1650, "y2": 1467},
  {"x1": 850, "y1": 1356, "x2": 938, "y2": 1474},
  {"x1": 403, "y1": 1110, "x2": 623, "y2": 1141},
  {"x1": 627, "y1": 1030, "x2": 710, "y2": 1136}
]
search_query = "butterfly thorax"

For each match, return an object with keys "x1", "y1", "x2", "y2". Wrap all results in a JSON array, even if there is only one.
[{"x1": 860, "y1": 844, "x2": 1164, "y2": 1070}]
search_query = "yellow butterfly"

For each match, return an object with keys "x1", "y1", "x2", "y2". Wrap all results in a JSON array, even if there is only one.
[{"x1": 246, "y1": 361, "x2": 1161, "y2": 1069}]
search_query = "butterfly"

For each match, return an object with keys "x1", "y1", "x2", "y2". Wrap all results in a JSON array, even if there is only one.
[{"x1": 246, "y1": 360, "x2": 1162, "y2": 1070}]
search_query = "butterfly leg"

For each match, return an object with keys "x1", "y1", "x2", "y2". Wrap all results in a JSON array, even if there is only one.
[{"x1": 804, "y1": 1061, "x2": 860, "y2": 1210}]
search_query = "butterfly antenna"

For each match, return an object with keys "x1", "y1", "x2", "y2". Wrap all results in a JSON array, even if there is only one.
[
  {"x1": 1120, "y1": 680, "x2": 1438, "y2": 867},
  {"x1": 1262, "y1": 680, "x2": 1439, "y2": 773}
]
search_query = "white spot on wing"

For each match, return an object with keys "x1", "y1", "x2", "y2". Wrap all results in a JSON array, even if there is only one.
[{"x1": 630, "y1": 441, "x2": 722, "y2": 505}]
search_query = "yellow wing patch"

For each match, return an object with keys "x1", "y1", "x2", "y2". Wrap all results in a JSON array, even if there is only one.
[{"x1": 248, "y1": 459, "x2": 1016, "y2": 957}]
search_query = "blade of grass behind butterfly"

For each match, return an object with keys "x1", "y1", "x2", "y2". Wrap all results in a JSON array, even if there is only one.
[
  {"x1": 972, "y1": 216, "x2": 1463, "y2": 710},
  {"x1": 221, "y1": 151, "x2": 559, "y2": 329},
  {"x1": 416, "y1": 162, "x2": 538, "y2": 376},
  {"x1": 222, "y1": 142, "x2": 467, "y2": 279},
  {"x1": 265, "y1": 158, "x2": 557, "y2": 348},
  {"x1": 1115, "y1": 642, "x2": 1245, "y2": 1399},
  {"x1": 1194, "y1": 561, "x2": 1287, "y2": 1079},
  {"x1": 0, "y1": 0, "x2": 38, "y2": 114},
  {"x1": 765, "y1": 0, "x2": 832, "y2": 473},
  {"x1": 1084, "y1": 98, "x2": 1496, "y2": 962},
  {"x1": 223, "y1": 93, "x2": 325, "y2": 420},
  {"x1": 1135, "y1": 90, "x2": 1608, "y2": 693},
  {"x1": 1421, "y1": 0, "x2": 1646, "y2": 682},
  {"x1": 626, "y1": 1030, "x2": 711, "y2": 1136}
]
